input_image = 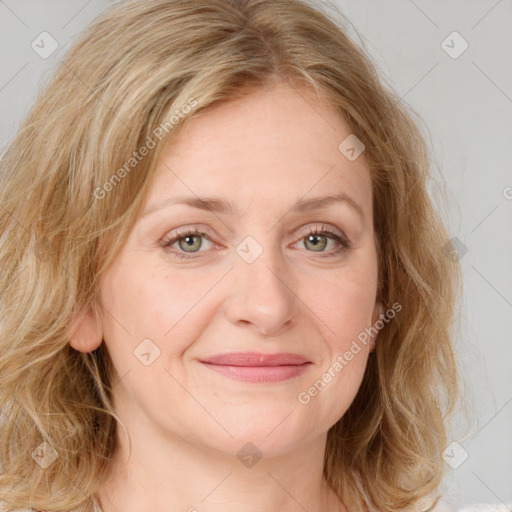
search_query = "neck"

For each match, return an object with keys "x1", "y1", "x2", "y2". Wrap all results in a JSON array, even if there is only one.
[{"x1": 94, "y1": 417, "x2": 346, "y2": 512}]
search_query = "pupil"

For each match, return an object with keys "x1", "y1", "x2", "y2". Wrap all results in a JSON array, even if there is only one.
[
  {"x1": 181, "y1": 235, "x2": 201, "y2": 251},
  {"x1": 307, "y1": 234, "x2": 326, "y2": 251}
]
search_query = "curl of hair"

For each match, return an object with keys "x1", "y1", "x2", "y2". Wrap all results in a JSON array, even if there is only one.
[{"x1": 0, "y1": 1, "x2": 464, "y2": 511}]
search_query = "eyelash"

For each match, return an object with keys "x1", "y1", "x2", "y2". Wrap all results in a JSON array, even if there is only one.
[{"x1": 160, "y1": 225, "x2": 350, "y2": 260}]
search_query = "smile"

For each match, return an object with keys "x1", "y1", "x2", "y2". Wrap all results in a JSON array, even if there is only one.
[{"x1": 199, "y1": 352, "x2": 312, "y2": 383}]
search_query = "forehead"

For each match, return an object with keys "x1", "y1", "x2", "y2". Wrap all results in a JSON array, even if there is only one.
[{"x1": 145, "y1": 82, "x2": 372, "y2": 222}]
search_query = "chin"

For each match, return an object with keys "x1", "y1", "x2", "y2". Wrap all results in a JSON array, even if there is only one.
[{"x1": 198, "y1": 412, "x2": 320, "y2": 459}]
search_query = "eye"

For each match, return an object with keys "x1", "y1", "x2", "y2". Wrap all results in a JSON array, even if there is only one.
[
  {"x1": 160, "y1": 224, "x2": 350, "y2": 260},
  {"x1": 161, "y1": 227, "x2": 215, "y2": 259},
  {"x1": 294, "y1": 224, "x2": 350, "y2": 257}
]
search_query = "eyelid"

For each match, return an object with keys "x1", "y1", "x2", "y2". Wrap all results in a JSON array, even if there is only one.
[
  {"x1": 161, "y1": 223, "x2": 350, "y2": 259},
  {"x1": 164, "y1": 223, "x2": 346, "y2": 242},
  {"x1": 292, "y1": 224, "x2": 351, "y2": 254},
  {"x1": 295, "y1": 223, "x2": 345, "y2": 239},
  {"x1": 170, "y1": 225, "x2": 215, "y2": 239},
  {"x1": 160, "y1": 226, "x2": 216, "y2": 251}
]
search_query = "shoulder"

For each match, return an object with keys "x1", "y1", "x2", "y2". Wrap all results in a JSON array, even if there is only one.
[
  {"x1": 430, "y1": 502, "x2": 512, "y2": 512},
  {"x1": 0, "y1": 501, "x2": 35, "y2": 512},
  {"x1": 0, "y1": 496, "x2": 98, "y2": 512},
  {"x1": 0, "y1": 506, "x2": 34, "y2": 512},
  {"x1": 458, "y1": 505, "x2": 512, "y2": 512}
]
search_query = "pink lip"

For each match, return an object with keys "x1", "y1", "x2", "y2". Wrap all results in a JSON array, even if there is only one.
[{"x1": 199, "y1": 352, "x2": 312, "y2": 383}]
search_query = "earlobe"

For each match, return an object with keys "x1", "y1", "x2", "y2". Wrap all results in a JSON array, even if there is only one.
[{"x1": 67, "y1": 309, "x2": 102, "y2": 353}]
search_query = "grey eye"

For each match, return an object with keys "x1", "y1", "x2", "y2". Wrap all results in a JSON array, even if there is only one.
[
  {"x1": 303, "y1": 234, "x2": 329, "y2": 252},
  {"x1": 177, "y1": 235, "x2": 203, "y2": 252}
]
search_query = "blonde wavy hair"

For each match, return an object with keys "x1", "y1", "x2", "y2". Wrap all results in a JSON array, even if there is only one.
[{"x1": 0, "y1": 0, "x2": 464, "y2": 511}]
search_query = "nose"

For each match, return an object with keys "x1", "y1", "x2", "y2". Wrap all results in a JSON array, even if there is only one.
[{"x1": 223, "y1": 244, "x2": 301, "y2": 336}]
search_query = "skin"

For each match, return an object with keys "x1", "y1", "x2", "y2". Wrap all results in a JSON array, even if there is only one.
[{"x1": 69, "y1": 80, "x2": 382, "y2": 512}]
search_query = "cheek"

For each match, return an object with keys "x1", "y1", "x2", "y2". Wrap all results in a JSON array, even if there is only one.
[
  {"x1": 311, "y1": 265, "x2": 377, "y2": 417},
  {"x1": 102, "y1": 255, "x2": 203, "y2": 330},
  {"x1": 301, "y1": 272, "x2": 375, "y2": 421},
  {"x1": 147, "y1": 271, "x2": 219, "y2": 337},
  {"x1": 307, "y1": 265, "x2": 377, "y2": 346},
  {"x1": 110, "y1": 267, "x2": 219, "y2": 362}
]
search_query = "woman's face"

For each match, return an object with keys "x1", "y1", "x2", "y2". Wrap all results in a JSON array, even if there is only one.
[{"x1": 92, "y1": 81, "x2": 380, "y2": 457}]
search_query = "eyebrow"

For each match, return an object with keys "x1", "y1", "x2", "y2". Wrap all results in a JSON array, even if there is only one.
[{"x1": 142, "y1": 192, "x2": 365, "y2": 222}]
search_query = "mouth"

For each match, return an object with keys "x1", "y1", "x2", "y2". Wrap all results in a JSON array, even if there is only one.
[{"x1": 199, "y1": 352, "x2": 312, "y2": 383}]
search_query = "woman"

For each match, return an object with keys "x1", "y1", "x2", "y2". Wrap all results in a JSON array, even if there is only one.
[{"x1": 0, "y1": 0, "x2": 490, "y2": 510}]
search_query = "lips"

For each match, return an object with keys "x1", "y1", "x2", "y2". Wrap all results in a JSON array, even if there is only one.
[
  {"x1": 200, "y1": 352, "x2": 310, "y2": 366},
  {"x1": 199, "y1": 352, "x2": 312, "y2": 383}
]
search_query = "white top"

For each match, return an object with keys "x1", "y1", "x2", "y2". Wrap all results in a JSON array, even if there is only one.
[
  {"x1": 89, "y1": 497, "x2": 512, "y2": 512},
  {"x1": 1, "y1": 499, "x2": 510, "y2": 511},
  {"x1": 459, "y1": 507, "x2": 512, "y2": 512}
]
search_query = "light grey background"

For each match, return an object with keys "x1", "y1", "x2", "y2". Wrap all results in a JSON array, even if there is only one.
[{"x1": 0, "y1": 0, "x2": 510, "y2": 509}]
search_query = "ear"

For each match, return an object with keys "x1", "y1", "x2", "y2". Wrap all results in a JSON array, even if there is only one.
[
  {"x1": 369, "y1": 301, "x2": 384, "y2": 353},
  {"x1": 67, "y1": 308, "x2": 102, "y2": 353}
]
